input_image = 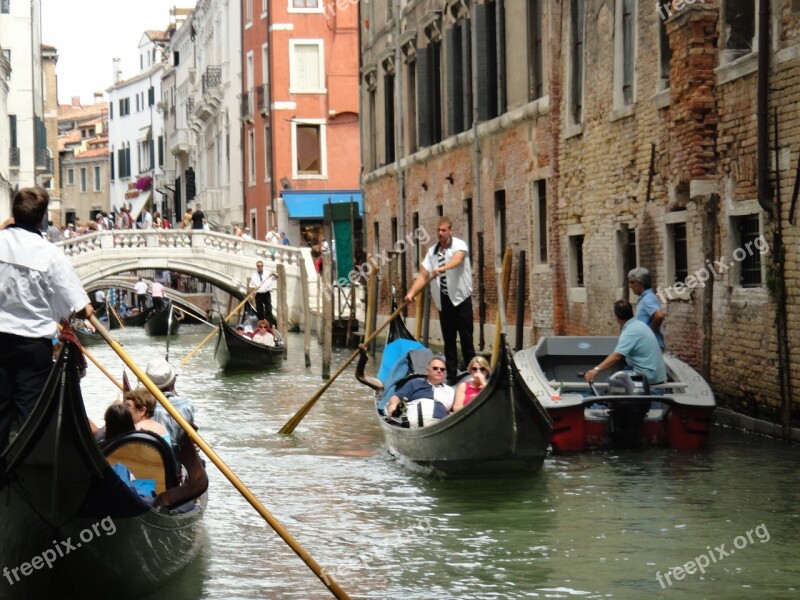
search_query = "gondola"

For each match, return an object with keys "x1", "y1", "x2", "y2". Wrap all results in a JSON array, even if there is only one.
[
  {"x1": 144, "y1": 303, "x2": 180, "y2": 336},
  {"x1": 214, "y1": 318, "x2": 284, "y2": 371},
  {"x1": 355, "y1": 314, "x2": 553, "y2": 477},
  {"x1": 73, "y1": 322, "x2": 101, "y2": 345},
  {"x1": 513, "y1": 337, "x2": 716, "y2": 452},
  {"x1": 122, "y1": 309, "x2": 149, "y2": 327},
  {"x1": 0, "y1": 339, "x2": 207, "y2": 599}
]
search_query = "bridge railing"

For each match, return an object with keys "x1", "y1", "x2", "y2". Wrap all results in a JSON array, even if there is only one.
[{"x1": 57, "y1": 229, "x2": 308, "y2": 270}]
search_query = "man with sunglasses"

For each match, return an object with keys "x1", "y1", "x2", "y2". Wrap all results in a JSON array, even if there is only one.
[{"x1": 386, "y1": 356, "x2": 455, "y2": 427}]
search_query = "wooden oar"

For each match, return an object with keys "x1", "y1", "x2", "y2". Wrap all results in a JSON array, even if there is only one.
[
  {"x1": 88, "y1": 314, "x2": 352, "y2": 600},
  {"x1": 179, "y1": 288, "x2": 259, "y2": 366},
  {"x1": 82, "y1": 346, "x2": 124, "y2": 391},
  {"x1": 491, "y1": 248, "x2": 513, "y2": 369},
  {"x1": 278, "y1": 276, "x2": 433, "y2": 435},
  {"x1": 108, "y1": 302, "x2": 125, "y2": 329}
]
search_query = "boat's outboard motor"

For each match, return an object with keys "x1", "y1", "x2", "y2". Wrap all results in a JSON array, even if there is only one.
[{"x1": 607, "y1": 371, "x2": 650, "y2": 448}]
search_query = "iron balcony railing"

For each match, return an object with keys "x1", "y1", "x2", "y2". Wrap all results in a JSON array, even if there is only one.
[
  {"x1": 35, "y1": 148, "x2": 53, "y2": 173},
  {"x1": 202, "y1": 66, "x2": 222, "y2": 94},
  {"x1": 240, "y1": 90, "x2": 253, "y2": 120},
  {"x1": 9, "y1": 146, "x2": 20, "y2": 167}
]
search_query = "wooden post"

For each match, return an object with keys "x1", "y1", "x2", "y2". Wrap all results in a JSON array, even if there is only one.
[
  {"x1": 422, "y1": 286, "x2": 431, "y2": 347},
  {"x1": 277, "y1": 263, "x2": 288, "y2": 360},
  {"x1": 366, "y1": 265, "x2": 378, "y2": 356},
  {"x1": 300, "y1": 254, "x2": 311, "y2": 367},
  {"x1": 414, "y1": 290, "x2": 424, "y2": 339},
  {"x1": 322, "y1": 253, "x2": 332, "y2": 379}
]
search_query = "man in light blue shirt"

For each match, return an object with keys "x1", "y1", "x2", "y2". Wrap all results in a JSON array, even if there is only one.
[
  {"x1": 628, "y1": 267, "x2": 665, "y2": 350},
  {"x1": 584, "y1": 300, "x2": 667, "y2": 385}
]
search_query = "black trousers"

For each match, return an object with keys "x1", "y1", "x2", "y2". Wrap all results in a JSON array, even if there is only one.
[
  {"x1": 137, "y1": 294, "x2": 147, "y2": 311},
  {"x1": 439, "y1": 294, "x2": 476, "y2": 380},
  {"x1": 0, "y1": 333, "x2": 53, "y2": 451},
  {"x1": 256, "y1": 292, "x2": 274, "y2": 323},
  {"x1": 152, "y1": 297, "x2": 164, "y2": 311}
]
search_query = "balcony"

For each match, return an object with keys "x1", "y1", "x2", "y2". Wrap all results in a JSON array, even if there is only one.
[
  {"x1": 201, "y1": 66, "x2": 222, "y2": 95},
  {"x1": 169, "y1": 128, "x2": 192, "y2": 156},
  {"x1": 9, "y1": 146, "x2": 20, "y2": 168},
  {"x1": 35, "y1": 148, "x2": 53, "y2": 173},
  {"x1": 240, "y1": 90, "x2": 254, "y2": 123},
  {"x1": 256, "y1": 83, "x2": 270, "y2": 117}
]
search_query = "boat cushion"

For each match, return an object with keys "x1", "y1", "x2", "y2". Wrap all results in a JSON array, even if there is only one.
[{"x1": 103, "y1": 431, "x2": 179, "y2": 495}]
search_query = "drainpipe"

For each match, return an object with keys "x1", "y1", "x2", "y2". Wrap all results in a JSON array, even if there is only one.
[
  {"x1": 266, "y1": 1, "x2": 277, "y2": 231},
  {"x1": 471, "y1": 3, "x2": 485, "y2": 350},
  {"x1": 756, "y1": 0, "x2": 772, "y2": 215},
  {"x1": 394, "y1": 0, "x2": 407, "y2": 299}
]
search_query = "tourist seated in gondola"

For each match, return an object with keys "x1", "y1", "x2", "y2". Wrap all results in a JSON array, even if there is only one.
[
  {"x1": 235, "y1": 324, "x2": 247, "y2": 336},
  {"x1": 124, "y1": 388, "x2": 171, "y2": 445},
  {"x1": 387, "y1": 356, "x2": 455, "y2": 428},
  {"x1": 145, "y1": 357, "x2": 196, "y2": 450},
  {"x1": 102, "y1": 402, "x2": 136, "y2": 442},
  {"x1": 252, "y1": 319, "x2": 276, "y2": 346},
  {"x1": 452, "y1": 356, "x2": 492, "y2": 412}
]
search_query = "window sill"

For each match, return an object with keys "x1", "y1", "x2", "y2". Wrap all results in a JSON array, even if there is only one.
[
  {"x1": 609, "y1": 104, "x2": 635, "y2": 122},
  {"x1": 532, "y1": 263, "x2": 551, "y2": 274},
  {"x1": 730, "y1": 285, "x2": 768, "y2": 305},
  {"x1": 289, "y1": 88, "x2": 328, "y2": 95},
  {"x1": 716, "y1": 51, "x2": 758, "y2": 85},
  {"x1": 568, "y1": 287, "x2": 587, "y2": 303},
  {"x1": 564, "y1": 123, "x2": 584, "y2": 140},
  {"x1": 293, "y1": 174, "x2": 328, "y2": 180},
  {"x1": 651, "y1": 88, "x2": 670, "y2": 110}
]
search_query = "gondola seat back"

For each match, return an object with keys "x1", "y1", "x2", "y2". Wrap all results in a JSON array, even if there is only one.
[{"x1": 102, "y1": 431, "x2": 179, "y2": 495}]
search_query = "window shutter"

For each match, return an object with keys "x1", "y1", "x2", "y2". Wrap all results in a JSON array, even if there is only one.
[
  {"x1": 475, "y1": 4, "x2": 491, "y2": 122},
  {"x1": 416, "y1": 47, "x2": 430, "y2": 148},
  {"x1": 445, "y1": 27, "x2": 460, "y2": 137}
]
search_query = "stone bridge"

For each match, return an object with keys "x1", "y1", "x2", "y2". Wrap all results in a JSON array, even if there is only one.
[{"x1": 57, "y1": 230, "x2": 321, "y2": 327}]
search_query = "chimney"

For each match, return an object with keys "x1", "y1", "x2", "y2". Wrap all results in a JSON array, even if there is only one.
[
  {"x1": 112, "y1": 58, "x2": 122, "y2": 84},
  {"x1": 71, "y1": 96, "x2": 81, "y2": 108},
  {"x1": 93, "y1": 92, "x2": 103, "y2": 104}
]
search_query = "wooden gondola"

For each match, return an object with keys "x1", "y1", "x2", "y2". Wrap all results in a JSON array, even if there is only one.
[
  {"x1": 73, "y1": 323, "x2": 101, "y2": 345},
  {"x1": 213, "y1": 318, "x2": 284, "y2": 371},
  {"x1": 122, "y1": 309, "x2": 149, "y2": 328},
  {"x1": 144, "y1": 303, "x2": 180, "y2": 336},
  {"x1": 355, "y1": 314, "x2": 553, "y2": 477},
  {"x1": 0, "y1": 340, "x2": 207, "y2": 599}
]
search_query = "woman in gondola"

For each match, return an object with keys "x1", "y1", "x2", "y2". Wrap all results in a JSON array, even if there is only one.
[{"x1": 452, "y1": 356, "x2": 492, "y2": 412}]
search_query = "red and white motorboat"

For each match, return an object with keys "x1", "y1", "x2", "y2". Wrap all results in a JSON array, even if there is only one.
[{"x1": 513, "y1": 336, "x2": 715, "y2": 453}]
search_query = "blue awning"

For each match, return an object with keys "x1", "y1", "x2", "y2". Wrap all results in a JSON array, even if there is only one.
[{"x1": 281, "y1": 190, "x2": 362, "y2": 219}]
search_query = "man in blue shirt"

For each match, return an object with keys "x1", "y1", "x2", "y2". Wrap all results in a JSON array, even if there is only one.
[
  {"x1": 584, "y1": 300, "x2": 667, "y2": 385},
  {"x1": 628, "y1": 267, "x2": 665, "y2": 350},
  {"x1": 387, "y1": 356, "x2": 455, "y2": 425}
]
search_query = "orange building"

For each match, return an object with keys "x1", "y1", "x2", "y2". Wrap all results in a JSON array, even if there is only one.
[{"x1": 241, "y1": 0, "x2": 361, "y2": 248}]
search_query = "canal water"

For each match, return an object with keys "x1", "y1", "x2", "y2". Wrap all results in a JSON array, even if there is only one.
[{"x1": 77, "y1": 325, "x2": 800, "y2": 599}]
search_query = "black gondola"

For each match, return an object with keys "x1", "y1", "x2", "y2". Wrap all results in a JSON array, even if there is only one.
[
  {"x1": 144, "y1": 303, "x2": 180, "y2": 336},
  {"x1": 214, "y1": 319, "x2": 284, "y2": 371}
]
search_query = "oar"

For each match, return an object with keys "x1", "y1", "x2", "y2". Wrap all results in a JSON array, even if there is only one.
[
  {"x1": 108, "y1": 302, "x2": 125, "y2": 329},
  {"x1": 179, "y1": 288, "x2": 259, "y2": 366},
  {"x1": 278, "y1": 277, "x2": 433, "y2": 435},
  {"x1": 88, "y1": 314, "x2": 352, "y2": 600},
  {"x1": 82, "y1": 346, "x2": 124, "y2": 391}
]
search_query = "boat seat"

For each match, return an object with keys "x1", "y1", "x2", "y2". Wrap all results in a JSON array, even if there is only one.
[{"x1": 102, "y1": 431, "x2": 180, "y2": 495}]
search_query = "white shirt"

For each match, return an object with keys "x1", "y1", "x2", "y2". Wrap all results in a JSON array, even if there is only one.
[
  {"x1": 142, "y1": 211, "x2": 153, "y2": 230},
  {"x1": 0, "y1": 226, "x2": 90, "y2": 338},
  {"x1": 421, "y1": 236, "x2": 472, "y2": 310},
  {"x1": 249, "y1": 270, "x2": 274, "y2": 293},
  {"x1": 252, "y1": 330, "x2": 275, "y2": 346},
  {"x1": 95, "y1": 289, "x2": 106, "y2": 303},
  {"x1": 134, "y1": 280, "x2": 148, "y2": 295},
  {"x1": 265, "y1": 230, "x2": 280, "y2": 244},
  {"x1": 432, "y1": 384, "x2": 455, "y2": 411}
]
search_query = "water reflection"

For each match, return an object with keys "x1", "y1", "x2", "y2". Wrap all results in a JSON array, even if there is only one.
[{"x1": 73, "y1": 325, "x2": 800, "y2": 599}]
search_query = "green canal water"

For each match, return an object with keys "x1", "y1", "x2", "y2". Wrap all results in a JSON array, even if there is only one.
[{"x1": 76, "y1": 325, "x2": 800, "y2": 599}]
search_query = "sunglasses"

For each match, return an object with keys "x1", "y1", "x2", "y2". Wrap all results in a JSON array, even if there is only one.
[
  {"x1": 429, "y1": 366, "x2": 446, "y2": 372},
  {"x1": 470, "y1": 366, "x2": 487, "y2": 373}
]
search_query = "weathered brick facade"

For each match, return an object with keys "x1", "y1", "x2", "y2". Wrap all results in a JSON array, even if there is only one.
[{"x1": 360, "y1": 0, "x2": 800, "y2": 428}]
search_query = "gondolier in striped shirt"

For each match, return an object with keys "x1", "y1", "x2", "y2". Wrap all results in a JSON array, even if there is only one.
[{"x1": 405, "y1": 216, "x2": 475, "y2": 383}]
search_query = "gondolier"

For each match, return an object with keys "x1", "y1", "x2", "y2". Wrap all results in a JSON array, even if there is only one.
[
  {"x1": 249, "y1": 261, "x2": 275, "y2": 323},
  {"x1": 135, "y1": 277, "x2": 148, "y2": 312},
  {"x1": 0, "y1": 187, "x2": 93, "y2": 450},
  {"x1": 405, "y1": 216, "x2": 475, "y2": 382}
]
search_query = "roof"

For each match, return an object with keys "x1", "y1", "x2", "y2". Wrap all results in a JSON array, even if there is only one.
[
  {"x1": 57, "y1": 130, "x2": 82, "y2": 151},
  {"x1": 75, "y1": 146, "x2": 109, "y2": 159},
  {"x1": 145, "y1": 29, "x2": 171, "y2": 42},
  {"x1": 58, "y1": 103, "x2": 108, "y2": 124}
]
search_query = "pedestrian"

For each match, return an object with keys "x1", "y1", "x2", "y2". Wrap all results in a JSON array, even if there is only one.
[
  {"x1": 628, "y1": 267, "x2": 666, "y2": 350},
  {"x1": 242, "y1": 227, "x2": 252, "y2": 240},
  {"x1": 191, "y1": 204, "x2": 206, "y2": 230},
  {"x1": 141, "y1": 207, "x2": 153, "y2": 230},
  {"x1": 584, "y1": 299, "x2": 667, "y2": 386},
  {"x1": 405, "y1": 216, "x2": 475, "y2": 382},
  {"x1": 249, "y1": 260, "x2": 275, "y2": 323},
  {"x1": 281, "y1": 231, "x2": 290, "y2": 245},
  {"x1": 265, "y1": 225, "x2": 280, "y2": 244},
  {"x1": 0, "y1": 187, "x2": 93, "y2": 450}
]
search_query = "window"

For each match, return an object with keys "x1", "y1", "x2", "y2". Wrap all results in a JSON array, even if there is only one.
[
  {"x1": 0, "y1": 0, "x2": 9, "y2": 14},
  {"x1": 119, "y1": 97, "x2": 130, "y2": 116},
  {"x1": 412, "y1": 211, "x2": 421, "y2": 268},
  {"x1": 262, "y1": 0, "x2": 268, "y2": 15},
  {"x1": 80, "y1": 168, "x2": 87, "y2": 192},
  {"x1": 570, "y1": 234, "x2": 585, "y2": 287},
  {"x1": 148, "y1": 86, "x2": 155, "y2": 107},
  {"x1": 383, "y1": 70, "x2": 395, "y2": 164},
  {"x1": 416, "y1": 40, "x2": 442, "y2": 147},
  {"x1": 406, "y1": 59, "x2": 417, "y2": 154},
  {"x1": 723, "y1": 0, "x2": 756, "y2": 58},
  {"x1": 110, "y1": 102, "x2": 113, "y2": 120},
  {"x1": 533, "y1": 180, "x2": 548, "y2": 263},
  {"x1": 373, "y1": 221, "x2": 380, "y2": 257},
  {"x1": 669, "y1": 222, "x2": 688, "y2": 283},
  {"x1": 732, "y1": 214, "x2": 763, "y2": 287},
  {"x1": 1, "y1": 49, "x2": 9, "y2": 80},
  {"x1": 446, "y1": 17, "x2": 472, "y2": 135},
  {"x1": 476, "y1": 0, "x2": 506, "y2": 121},
  {"x1": 292, "y1": 120, "x2": 327, "y2": 178},
  {"x1": 94, "y1": 166, "x2": 101, "y2": 192},
  {"x1": 246, "y1": 51, "x2": 254, "y2": 90},
  {"x1": 616, "y1": 225, "x2": 637, "y2": 290},
  {"x1": 67, "y1": 169, "x2": 74, "y2": 185},
  {"x1": 658, "y1": 11, "x2": 672, "y2": 89},
  {"x1": 614, "y1": 0, "x2": 635, "y2": 106},
  {"x1": 291, "y1": 0, "x2": 320, "y2": 10},
  {"x1": 245, "y1": 0, "x2": 252, "y2": 23},
  {"x1": 173, "y1": 51, "x2": 180, "y2": 66},
  {"x1": 117, "y1": 145, "x2": 131, "y2": 178},
  {"x1": 569, "y1": 0, "x2": 585, "y2": 124},
  {"x1": 368, "y1": 86, "x2": 377, "y2": 169},
  {"x1": 528, "y1": 0, "x2": 544, "y2": 100},
  {"x1": 495, "y1": 190, "x2": 506, "y2": 262},
  {"x1": 264, "y1": 124, "x2": 272, "y2": 182},
  {"x1": 248, "y1": 129, "x2": 256, "y2": 185},
  {"x1": 290, "y1": 41, "x2": 325, "y2": 93}
]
